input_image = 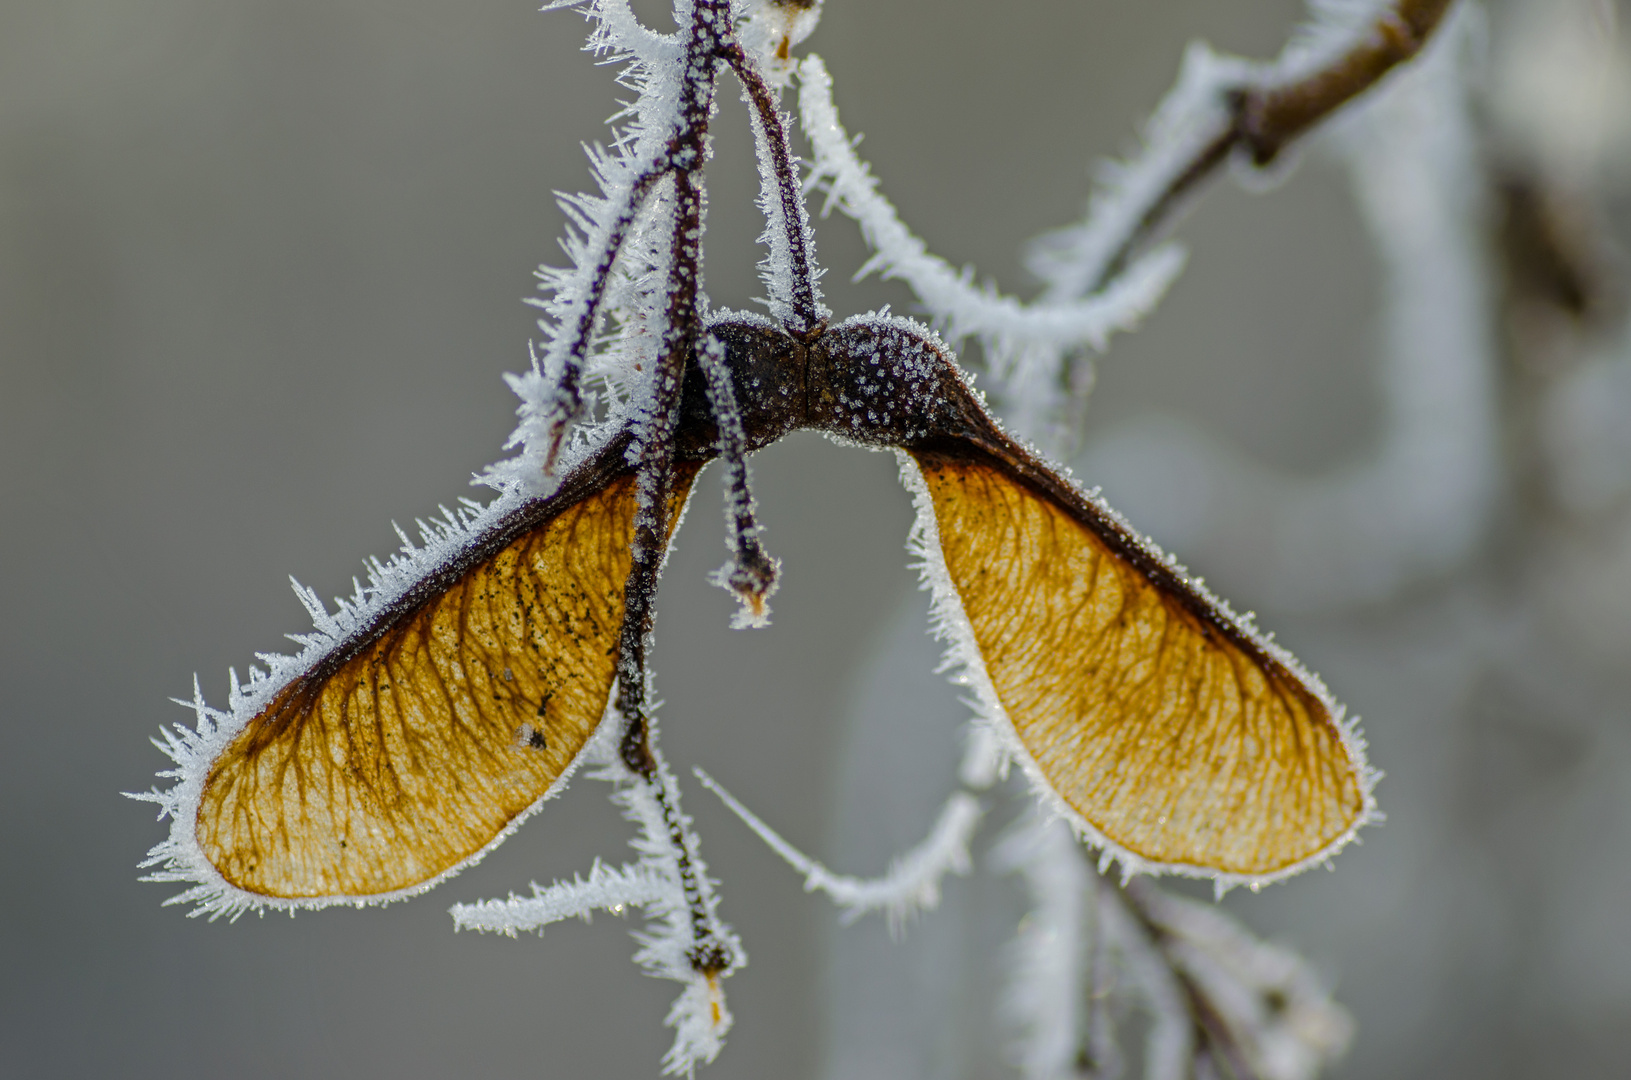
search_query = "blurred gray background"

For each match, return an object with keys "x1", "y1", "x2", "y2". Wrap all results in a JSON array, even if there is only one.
[{"x1": 3, "y1": 1, "x2": 1628, "y2": 1078}]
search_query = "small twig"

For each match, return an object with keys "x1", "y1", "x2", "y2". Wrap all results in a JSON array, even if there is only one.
[
  {"x1": 1092, "y1": 0, "x2": 1456, "y2": 290},
  {"x1": 1241, "y1": 0, "x2": 1453, "y2": 164},
  {"x1": 696, "y1": 332, "x2": 780, "y2": 626},
  {"x1": 696, "y1": 768, "x2": 982, "y2": 931},
  {"x1": 722, "y1": 43, "x2": 827, "y2": 338},
  {"x1": 540, "y1": 161, "x2": 667, "y2": 471},
  {"x1": 1120, "y1": 879, "x2": 1263, "y2": 1080}
]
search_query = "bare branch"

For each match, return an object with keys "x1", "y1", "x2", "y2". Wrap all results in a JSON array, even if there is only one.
[
  {"x1": 1242, "y1": 0, "x2": 1455, "y2": 164},
  {"x1": 540, "y1": 162, "x2": 668, "y2": 471},
  {"x1": 696, "y1": 332, "x2": 781, "y2": 627},
  {"x1": 722, "y1": 44, "x2": 828, "y2": 338},
  {"x1": 1091, "y1": 0, "x2": 1457, "y2": 290}
]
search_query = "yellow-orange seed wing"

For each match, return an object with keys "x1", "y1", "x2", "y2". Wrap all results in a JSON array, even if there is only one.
[
  {"x1": 195, "y1": 465, "x2": 698, "y2": 900},
  {"x1": 911, "y1": 449, "x2": 1368, "y2": 879}
]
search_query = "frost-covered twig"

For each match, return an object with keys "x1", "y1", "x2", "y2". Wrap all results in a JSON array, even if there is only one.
[
  {"x1": 796, "y1": 56, "x2": 1185, "y2": 353},
  {"x1": 695, "y1": 768, "x2": 981, "y2": 932},
  {"x1": 1087, "y1": 8, "x2": 1495, "y2": 610},
  {"x1": 797, "y1": 1, "x2": 1458, "y2": 446},
  {"x1": 457, "y1": 743, "x2": 744, "y2": 1076},
  {"x1": 521, "y1": 1, "x2": 691, "y2": 473},
  {"x1": 600, "y1": 0, "x2": 732, "y2": 788},
  {"x1": 1096, "y1": 880, "x2": 1195, "y2": 1080},
  {"x1": 1034, "y1": 0, "x2": 1458, "y2": 298},
  {"x1": 723, "y1": 40, "x2": 829, "y2": 336},
  {"x1": 697, "y1": 331, "x2": 781, "y2": 627},
  {"x1": 992, "y1": 816, "x2": 1096, "y2": 1080},
  {"x1": 992, "y1": 863, "x2": 1352, "y2": 1080},
  {"x1": 451, "y1": 859, "x2": 666, "y2": 936},
  {"x1": 612, "y1": 752, "x2": 744, "y2": 1075},
  {"x1": 1124, "y1": 879, "x2": 1354, "y2": 1080},
  {"x1": 799, "y1": 51, "x2": 1185, "y2": 440}
]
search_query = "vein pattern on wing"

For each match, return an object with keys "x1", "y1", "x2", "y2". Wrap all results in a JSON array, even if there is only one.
[
  {"x1": 196, "y1": 465, "x2": 698, "y2": 899},
  {"x1": 913, "y1": 450, "x2": 1366, "y2": 876}
]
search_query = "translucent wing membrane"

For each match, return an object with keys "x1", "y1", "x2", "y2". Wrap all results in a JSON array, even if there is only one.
[
  {"x1": 906, "y1": 447, "x2": 1372, "y2": 880},
  {"x1": 168, "y1": 451, "x2": 699, "y2": 906}
]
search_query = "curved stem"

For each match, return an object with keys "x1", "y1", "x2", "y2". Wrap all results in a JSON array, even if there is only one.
[
  {"x1": 722, "y1": 43, "x2": 826, "y2": 338},
  {"x1": 1091, "y1": 0, "x2": 1456, "y2": 290}
]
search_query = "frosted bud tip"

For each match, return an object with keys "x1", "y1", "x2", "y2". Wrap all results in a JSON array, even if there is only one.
[
  {"x1": 738, "y1": 0, "x2": 825, "y2": 78},
  {"x1": 710, "y1": 550, "x2": 780, "y2": 629}
]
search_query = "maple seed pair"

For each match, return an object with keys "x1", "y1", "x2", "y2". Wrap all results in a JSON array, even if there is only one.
[{"x1": 191, "y1": 314, "x2": 1370, "y2": 903}]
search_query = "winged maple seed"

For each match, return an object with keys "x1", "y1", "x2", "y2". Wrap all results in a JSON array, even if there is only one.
[
  {"x1": 183, "y1": 312, "x2": 1371, "y2": 899},
  {"x1": 127, "y1": 0, "x2": 1468, "y2": 1074}
]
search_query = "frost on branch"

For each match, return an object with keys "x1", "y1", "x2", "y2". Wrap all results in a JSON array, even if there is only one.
[
  {"x1": 989, "y1": 818, "x2": 1353, "y2": 1080},
  {"x1": 451, "y1": 859, "x2": 666, "y2": 937},
  {"x1": 493, "y1": 0, "x2": 692, "y2": 490},
  {"x1": 797, "y1": 53, "x2": 1186, "y2": 447},
  {"x1": 739, "y1": 61, "x2": 829, "y2": 335},
  {"x1": 991, "y1": 816, "x2": 1097, "y2": 1080},
  {"x1": 1125, "y1": 881, "x2": 1354, "y2": 1080},
  {"x1": 1084, "y1": 5, "x2": 1494, "y2": 611},
  {"x1": 696, "y1": 331, "x2": 782, "y2": 627},
  {"x1": 455, "y1": 737, "x2": 743, "y2": 1078},
  {"x1": 696, "y1": 769, "x2": 981, "y2": 933},
  {"x1": 1028, "y1": 0, "x2": 1419, "y2": 299},
  {"x1": 804, "y1": 0, "x2": 1459, "y2": 452}
]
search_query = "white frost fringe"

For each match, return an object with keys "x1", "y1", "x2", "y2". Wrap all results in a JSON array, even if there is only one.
[
  {"x1": 455, "y1": 738, "x2": 743, "y2": 1077},
  {"x1": 695, "y1": 769, "x2": 982, "y2": 933},
  {"x1": 895, "y1": 450, "x2": 1379, "y2": 891},
  {"x1": 495, "y1": 0, "x2": 691, "y2": 493},
  {"x1": 739, "y1": 41, "x2": 829, "y2": 329},
  {"x1": 129, "y1": 484, "x2": 605, "y2": 919},
  {"x1": 796, "y1": 2, "x2": 1412, "y2": 447},
  {"x1": 449, "y1": 859, "x2": 667, "y2": 937},
  {"x1": 1097, "y1": 884, "x2": 1195, "y2": 1080},
  {"x1": 990, "y1": 829, "x2": 1354, "y2": 1080},
  {"x1": 1027, "y1": 0, "x2": 1398, "y2": 302},
  {"x1": 797, "y1": 53, "x2": 1185, "y2": 444}
]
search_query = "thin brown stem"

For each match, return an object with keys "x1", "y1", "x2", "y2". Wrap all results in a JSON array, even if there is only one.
[
  {"x1": 1241, "y1": 0, "x2": 1453, "y2": 163},
  {"x1": 616, "y1": 45, "x2": 717, "y2": 784},
  {"x1": 721, "y1": 44, "x2": 826, "y2": 339},
  {"x1": 542, "y1": 163, "x2": 668, "y2": 471},
  {"x1": 697, "y1": 331, "x2": 779, "y2": 619},
  {"x1": 1092, "y1": 0, "x2": 1456, "y2": 291},
  {"x1": 610, "y1": 0, "x2": 741, "y2": 979}
]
